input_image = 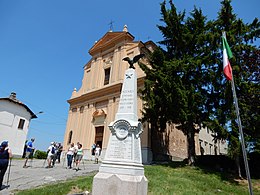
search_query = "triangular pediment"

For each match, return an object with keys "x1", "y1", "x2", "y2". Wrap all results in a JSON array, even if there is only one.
[{"x1": 89, "y1": 31, "x2": 134, "y2": 56}]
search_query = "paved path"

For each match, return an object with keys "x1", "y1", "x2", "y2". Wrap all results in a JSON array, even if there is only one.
[{"x1": 0, "y1": 159, "x2": 100, "y2": 195}]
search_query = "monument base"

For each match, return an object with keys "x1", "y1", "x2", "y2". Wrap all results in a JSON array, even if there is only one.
[
  {"x1": 92, "y1": 172, "x2": 148, "y2": 195},
  {"x1": 99, "y1": 160, "x2": 144, "y2": 175}
]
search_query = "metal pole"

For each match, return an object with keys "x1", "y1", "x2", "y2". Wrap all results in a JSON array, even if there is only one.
[
  {"x1": 6, "y1": 158, "x2": 12, "y2": 186},
  {"x1": 230, "y1": 78, "x2": 253, "y2": 195}
]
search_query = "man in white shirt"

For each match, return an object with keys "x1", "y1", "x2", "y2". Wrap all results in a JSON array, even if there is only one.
[
  {"x1": 94, "y1": 144, "x2": 101, "y2": 164},
  {"x1": 46, "y1": 142, "x2": 55, "y2": 168}
]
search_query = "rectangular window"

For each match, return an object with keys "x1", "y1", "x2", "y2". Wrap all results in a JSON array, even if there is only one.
[
  {"x1": 104, "y1": 68, "x2": 111, "y2": 85},
  {"x1": 18, "y1": 119, "x2": 25, "y2": 129}
]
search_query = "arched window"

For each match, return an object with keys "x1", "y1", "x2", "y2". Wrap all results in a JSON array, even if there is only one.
[
  {"x1": 80, "y1": 106, "x2": 84, "y2": 113},
  {"x1": 68, "y1": 130, "x2": 73, "y2": 145}
]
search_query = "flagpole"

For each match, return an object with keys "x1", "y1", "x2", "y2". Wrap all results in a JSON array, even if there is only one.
[{"x1": 230, "y1": 77, "x2": 253, "y2": 195}]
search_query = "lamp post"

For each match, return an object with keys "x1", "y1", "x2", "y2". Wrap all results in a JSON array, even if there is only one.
[
  {"x1": 35, "y1": 111, "x2": 44, "y2": 115},
  {"x1": 32, "y1": 111, "x2": 43, "y2": 119}
]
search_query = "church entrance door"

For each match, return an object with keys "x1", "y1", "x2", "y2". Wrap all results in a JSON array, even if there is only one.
[{"x1": 95, "y1": 126, "x2": 104, "y2": 148}]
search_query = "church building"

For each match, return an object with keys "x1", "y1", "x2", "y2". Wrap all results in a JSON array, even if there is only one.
[{"x1": 63, "y1": 26, "x2": 227, "y2": 163}]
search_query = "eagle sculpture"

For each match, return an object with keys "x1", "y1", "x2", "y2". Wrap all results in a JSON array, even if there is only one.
[{"x1": 122, "y1": 53, "x2": 145, "y2": 69}]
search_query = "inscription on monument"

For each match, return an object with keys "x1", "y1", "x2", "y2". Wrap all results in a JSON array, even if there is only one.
[
  {"x1": 107, "y1": 135, "x2": 132, "y2": 160},
  {"x1": 119, "y1": 90, "x2": 134, "y2": 110}
]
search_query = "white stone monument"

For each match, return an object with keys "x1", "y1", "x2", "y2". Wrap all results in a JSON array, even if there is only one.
[{"x1": 92, "y1": 67, "x2": 148, "y2": 195}]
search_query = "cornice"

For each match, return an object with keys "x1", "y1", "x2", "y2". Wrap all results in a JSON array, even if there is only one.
[
  {"x1": 68, "y1": 76, "x2": 145, "y2": 106},
  {"x1": 68, "y1": 82, "x2": 122, "y2": 105}
]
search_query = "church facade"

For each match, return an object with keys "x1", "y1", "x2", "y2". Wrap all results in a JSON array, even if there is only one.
[{"x1": 63, "y1": 26, "x2": 227, "y2": 163}]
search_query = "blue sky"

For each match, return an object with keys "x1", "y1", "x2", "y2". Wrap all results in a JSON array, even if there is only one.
[{"x1": 0, "y1": 0, "x2": 259, "y2": 151}]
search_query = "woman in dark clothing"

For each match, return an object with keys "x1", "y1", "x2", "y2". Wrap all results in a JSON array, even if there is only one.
[{"x1": 0, "y1": 141, "x2": 12, "y2": 190}]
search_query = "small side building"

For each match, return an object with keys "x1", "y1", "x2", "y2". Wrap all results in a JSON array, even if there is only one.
[
  {"x1": 198, "y1": 127, "x2": 227, "y2": 155},
  {"x1": 0, "y1": 92, "x2": 37, "y2": 157}
]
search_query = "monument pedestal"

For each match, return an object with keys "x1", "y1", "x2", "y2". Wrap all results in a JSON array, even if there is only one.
[
  {"x1": 92, "y1": 173, "x2": 147, "y2": 195},
  {"x1": 92, "y1": 68, "x2": 148, "y2": 195}
]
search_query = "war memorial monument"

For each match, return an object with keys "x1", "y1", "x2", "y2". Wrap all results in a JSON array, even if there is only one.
[{"x1": 92, "y1": 54, "x2": 148, "y2": 195}]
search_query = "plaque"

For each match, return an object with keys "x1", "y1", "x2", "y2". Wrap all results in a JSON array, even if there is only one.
[{"x1": 112, "y1": 119, "x2": 131, "y2": 139}]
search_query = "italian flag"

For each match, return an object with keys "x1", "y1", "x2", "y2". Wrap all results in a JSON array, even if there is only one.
[{"x1": 222, "y1": 34, "x2": 233, "y2": 80}]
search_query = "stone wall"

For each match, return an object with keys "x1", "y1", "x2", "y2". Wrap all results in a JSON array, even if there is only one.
[{"x1": 151, "y1": 124, "x2": 188, "y2": 161}]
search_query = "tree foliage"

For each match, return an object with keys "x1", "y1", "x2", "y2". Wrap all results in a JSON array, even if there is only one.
[
  {"x1": 207, "y1": 0, "x2": 260, "y2": 177},
  {"x1": 213, "y1": 0, "x2": 259, "y2": 165},
  {"x1": 140, "y1": 0, "x2": 259, "y2": 166}
]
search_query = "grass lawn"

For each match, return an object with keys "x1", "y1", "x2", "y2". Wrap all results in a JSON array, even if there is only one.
[
  {"x1": 145, "y1": 162, "x2": 260, "y2": 195},
  {"x1": 15, "y1": 162, "x2": 260, "y2": 195}
]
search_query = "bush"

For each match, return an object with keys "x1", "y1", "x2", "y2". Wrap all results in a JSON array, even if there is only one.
[
  {"x1": 195, "y1": 155, "x2": 235, "y2": 172},
  {"x1": 246, "y1": 152, "x2": 260, "y2": 179},
  {"x1": 195, "y1": 154, "x2": 260, "y2": 179},
  {"x1": 34, "y1": 150, "x2": 47, "y2": 159}
]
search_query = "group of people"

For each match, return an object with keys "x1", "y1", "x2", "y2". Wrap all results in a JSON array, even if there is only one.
[
  {"x1": 65, "y1": 142, "x2": 101, "y2": 170},
  {"x1": 66, "y1": 142, "x2": 84, "y2": 170},
  {"x1": 23, "y1": 138, "x2": 102, "y2": 171},
  {"x1": 46, "y1": 142, "x2": 63, "y2": 168},
  {"x1": 23, "y1": 138, "x2": 63, "y2": 169},
  {"x1": 0, "y1": 138, "x2": 103, "y2": 189}
]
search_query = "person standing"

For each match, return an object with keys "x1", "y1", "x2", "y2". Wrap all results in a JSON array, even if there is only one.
[
  {"x1": 23, "y1": 138, "x2": 35, "y2": 168},
  {"x1": 0, "y1": 141, "x2": 12, "y2": 190},
  {"x1": 46, "y1": 142, "x2": 55, "y2": 168},
  {"x1": 51, "y1": 142, "x2": 58, "y2": 167},
  {"x1": 75, "y1": 144, "x2": 83, "y2": 171},
  {"x1": 94, "y1": 144, "x2": 101, "y2": 164},
  {"x1": 56, "y1": 143, "x2": 63, "y2": 163},
  {"x1": 66, "y1": 143, "x2": 75, "y2": 169},
  {"x1": 73, "y1": 142, "x2": 79, "y2": 164},
  {"x1": 91, "y1": 143, "x2": 96, "y2": 161}
]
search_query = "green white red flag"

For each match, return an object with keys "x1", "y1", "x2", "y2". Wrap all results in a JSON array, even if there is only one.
[{"x1": 222, "y1": 34, "x2": 233, "y2": 80}]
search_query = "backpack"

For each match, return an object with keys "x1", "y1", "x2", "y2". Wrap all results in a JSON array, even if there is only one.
[{"x1": 51, "y1": 146, "x2": 55, "y2": 154}]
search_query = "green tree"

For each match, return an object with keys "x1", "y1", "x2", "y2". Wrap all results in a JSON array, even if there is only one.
[
  {"x1": 140, "y1": 0, "x2": 259, "y2": 168},
  {"x1": 140, "y1": 0, "x2": 213, "y2": 165},
  {"x1": 208, "y1": 0, "x2": 260, "y2": 177}
]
